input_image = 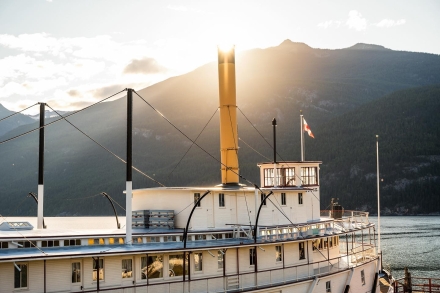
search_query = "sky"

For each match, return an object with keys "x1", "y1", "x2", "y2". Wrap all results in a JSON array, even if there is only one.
[{"x1": 1, "y1": 0, "x2": 439, "y2": 114}]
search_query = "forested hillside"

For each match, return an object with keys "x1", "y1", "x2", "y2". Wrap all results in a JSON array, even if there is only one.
[{"x1": 0, "y1": 41, "x2": 439, "y2": 216}]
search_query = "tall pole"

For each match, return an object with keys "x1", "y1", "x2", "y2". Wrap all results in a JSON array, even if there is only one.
[
  {"x1": 37, "y1": 103, "x2": 45, "y2": 229},
  {"x1": 376, "y1": 135, "x2": 381, "y2": 268},
  {"x1": 300, "y1": 113, "x2": 304, "y2": 161},
  {"x1": 272, "y1": 118, "x2": 277, "y2": 187},
  {"x1": 126, "y1": 89, "x2": 133, "y2": 244}
]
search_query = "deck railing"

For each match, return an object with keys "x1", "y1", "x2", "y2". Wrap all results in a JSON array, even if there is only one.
[
  {"x1": 75, "y1": 244, "x2": 378, "y2": 293},
  {"x1": 393, "y1": 277, "x2": 440, "y2": 293}
]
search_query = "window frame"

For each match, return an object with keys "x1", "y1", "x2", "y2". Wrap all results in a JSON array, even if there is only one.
[
  {"x1": 301, "y1": 167, "x2": 318, "y2": 186},
  {"x1": 14, "y1": 262, "x2": 28, "y2": 289},
  {"x1": 194, "y1": 193, "x2": 201, "y2": 207},
  {"x1": 72, "y1": 262, "x2": 81, "y2": 283},
  {"x1": 122, "y1": 259, "x2": 133, "y2": 279},
  {"x1": 299, "y1": 242, "x2": 306, "y2": 260},
  {"x1": 194, "y1": 252, "x2": 203, "y2": 272},
  {"x1": 249, "y1": 248, "x2": 256, "y2": 266},
  {"x1": 217, "y1": 250, "x2": 224, "y2": 269},
  {"x1": 281, "y1": 192, "x2": 286, "y2": 206},
  {"x1": 218, "y1": 193, "x2": 225, "y2": 207},
  {"x1": 275, "y1": 245, "x2": 282, "y2": 262},
  {"x1": 326, "y1": 280, "x2": 332, "y2": 292},
  {"x1": 361, "y1": 269, "x2": 366, "y2": 285},
  {"x1": 298, "y1": 193, "x2": 303, "y2": 205},
  {"x1": 92, "y1": 258, "x2": 104, "y2": 281},
  {"x1": 261, "y1": 193, "x2": 267, "y2": 206}
]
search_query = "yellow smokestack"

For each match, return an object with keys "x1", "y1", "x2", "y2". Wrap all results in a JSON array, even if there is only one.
[{"x1": 218, "y1": 46, "x2": 239, "y2": 185}]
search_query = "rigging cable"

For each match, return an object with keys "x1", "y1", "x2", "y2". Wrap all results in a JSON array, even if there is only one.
[
  {"x1": 0, "y1": 103, "x2": 39, "y2": 123},
  {"x1": 0, "y1": 89, "x2": 127, "y2": 146},
  {"x1": 45, "y1": 104, "x2": 165, "y2": 187},
  {"x1": 167, "y1": 108, "x2": 218, "y2": 177},
  {"x1": 238, "y1": 137, "x2": 271, "y2": 161}
]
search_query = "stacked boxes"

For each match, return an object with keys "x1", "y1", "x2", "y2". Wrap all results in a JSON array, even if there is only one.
[{"x1": 132, "y1": 210, "x2": 174, "y2": 229}]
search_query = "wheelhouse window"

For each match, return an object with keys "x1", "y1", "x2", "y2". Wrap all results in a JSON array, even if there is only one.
[
  {"x1": 249, "y1": 248, "x2": 256, "y2": 265},
  {"x1": 72, "y1": 262, "x2": 81, "y2": 283},
  {"x1": 122, "y1": 259, "x2": 133, "y2": 278},
  {"x1": 194, "y1": 253, "x2": 203, "y2": 272},
  {"x1": 275, "y1": 245, "x2": 282, "y2": 262},
  {"x1": 298, "y1": 193, "x2": 303, "y2": 205},
  {"x1": 301, "y1": 167, "x2": 318, "y2": 185},
  {"x1": 142, "y1": 255, "x2": 163, "y2": 279},
  {"x1": 14, "y1": 263, "x2": 28, "y2": 288},
  {"x1": 281, "y1": 193, "x2": 286, "y2": 206},
  {"x1": 264, "y1": 168, "x2": 295, "y2": 187},
  {"x1": 92, "y1": 258, "x2": 104, "y2": 281},
  {"x1": 194, "y1": 193, "x2": 201, "y2": 207},
  {"x1": 299, "y1": 242, "x2": 305, "y2": 260}
]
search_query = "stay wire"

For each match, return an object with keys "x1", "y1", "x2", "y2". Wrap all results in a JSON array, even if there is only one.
[
  {"x1": 133, "y1": 90, "x2": 257, "y2": 188},
  {"x1": 0, "y1": 89, "x2": 127, "y2": 146},
  {"x1": 45, "y1": 104, "x2": 165, "y2": 187},
  {"x1": 239, "y1": 137, "x2": 271, "y2": 161},
  {"x1": 168, "y1": 108, "x2": 218, "y2": 177},
  {"x1": 0, "y1": 103, "x2": 39, "y2": 123},
  {"x1": 0, "y1": 214, "x2": 47, "y2": 255},
  {"x1": 227, "y1": 106, "x2": 238, "y2": 155}
]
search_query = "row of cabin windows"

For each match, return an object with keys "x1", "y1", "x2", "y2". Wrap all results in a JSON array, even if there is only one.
[
  {"x1": 263, "y1": 167, "x2": 318, "y2": 187},
  {"x1": 261, "y1": 193, "x2": 303, "y2": 206},
  {"x1": 312, "y1": 236, "x2": 339, "y2": 251},
  {"x1": 0, "y1": 239, "x2": 82, "y2": 249},
  {"x1": 13, "y1": 252, "x2": 364, "y2": 289},
  {"x1": 195, "y1": 192, "x2": 303, "y2": 208}
]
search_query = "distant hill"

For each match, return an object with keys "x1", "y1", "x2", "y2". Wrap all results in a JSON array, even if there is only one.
[
  {"x1": 0, "y1": 104, "x2": 34, "y2": 136},
  {"x1": 0, "y1": 40, "x2": 439, "y2": 216}
]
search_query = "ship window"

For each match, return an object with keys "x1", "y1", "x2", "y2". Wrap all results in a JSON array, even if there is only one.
[
  {"x1": 281, "y1": 193, "x2": 286, "y2": 205},
  {"x1": 194, "y1": 193, "x2": 201, "y2": 207},
  {"x1": 324, "y1": 238, "x2": 328, "y2": 249},
  {"x1": 64, "y1": 239, "x2": 81, "y2": 246},
  {"x1": 319, "y1": 238, "x2": 323, "y2": 250},
  {"x1": 16, "y1": 240, "x2": 36, "y2": 248},
  {"x1": 329, "y1": 237, "x2": 333, "y2": 248},
  {"x1": 299, "y1": 242, "x2": 305, "y2": 260},
  {"x1": 224, "y1": 233, "x2": 233, "y2": 239},
  {"x1": 122, "y1": 259, "x2": 133, "y2": 278},
  {"x1": 42, "y1": 240, "x2": 60, "y2": 247},
  {"x1": 14, "y1": 262, "x2": 28, "y2": 288},
  {"x1": 275, "y1": 245, "x2": 282, "y2": 262},
  {"x1": 219, "y1": 193, "x2": 225, "y2": 207},
  {"x1": 326, "y1": 281, "x2": 331, "y2": 292},
  {"x1": 118, "y1": 238, "x2": 124, "y2": 244},
  {"x1": 142, "y1": 255, "x2": 164, "y2": 279},
  {"x1": 92, "y1": 258, "x2": 104, "y2": 281},
  {"x1": 249, "y1": 248, "x2": 256, "y2": 265},
  {"x1": 361, "y1": 270, "x2": 366, "y2": 285},
  {"x1": 0, "y1": 242, "x2": 8, "y2": 249},
  {"x1": 264, "y1": 168, "x2": 295, "y2": 186},
  {"x1": 194, "y1": 252, "x2": 203, "y2": 271},
  {"x1": 218, "y1": 250, "x2": 224, "y2": 269},
  {"x1": 312, "y1": 239, "x2": 318, "y2": 251},
  {"x1": 261, "y1": 193, "x2": 267, "y2": 206},
  {"x1": 169, "y1": 254, "x2": 188, "y2": 277},
  {"x1": 132, "y1": 237, "x2": 142, "y2": 244},
  {"x1": 72, "y1": 262, "x2": 81, "y2": 283},
  {"x1": 301, "y1": 167, "x2": 318, "y2": 185},
  {"x1": 196, "y1": 234, "x2": 206, "y2": 241},
  {"x1": 298, "y1": 193, "x2": 303, "y2": 205}
]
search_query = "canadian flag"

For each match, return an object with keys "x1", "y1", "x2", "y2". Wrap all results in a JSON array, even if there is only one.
[{"x1": 303, "y1": 118, "x2": 315, "y2": 138}]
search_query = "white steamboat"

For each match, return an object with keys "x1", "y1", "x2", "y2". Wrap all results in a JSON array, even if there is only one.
[{"x1": 0, "y1": 47, "x2": 380, "y2": 293}]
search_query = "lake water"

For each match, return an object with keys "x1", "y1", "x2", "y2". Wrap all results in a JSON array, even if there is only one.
[
  {"x1": 370, "y1": 216, "x2": 440, "y2": 279},
  {"x1": 2, "y1": 216, "x2": 438, "y2": 279}
]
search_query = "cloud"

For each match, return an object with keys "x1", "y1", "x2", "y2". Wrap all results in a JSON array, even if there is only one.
[
  {"x1": 67, "y1": 89, "x2": 80, "y2": 97},
  {"x1": 376, "y1": 19, "x2": 406, "y2": 28},
  {"x1": 346, "y1": 10, "x2": 367, "y2": 31},
  {"x1": 89, "y1": 84, "x2": 126, "y2": 99},
  {"x1": 123, "y1": 57, "x2": 167, "y2": 75},
  {"x1": 317, "y1": 20, "x2": 342, "y2": 29}
]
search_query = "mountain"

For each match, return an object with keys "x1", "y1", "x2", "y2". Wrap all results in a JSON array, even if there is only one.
[
  {"x1": 0, "y1": 40, "x2": 439, "y2": 216},
  {"x1": 0, "y1": 104, "x2": 34, "y2": 136}
]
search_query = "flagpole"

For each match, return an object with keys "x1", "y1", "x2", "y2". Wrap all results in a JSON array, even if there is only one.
[
  {"x1": 376, "y1": 134, "x2": 382, "y2": 272},
  {"x1": 300, "y1": 112, "x2": 304, "y2": 161}
]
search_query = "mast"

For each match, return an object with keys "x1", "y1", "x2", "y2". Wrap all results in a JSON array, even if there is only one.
[
  {"x1": 126, "y1": 89, "x2": 133, "y2": 244},
  {"x1": 300, "y1": 113, "x2": 304, "y2": 161},
  {"x1": 218, "y1": 46, "x2": 239, "y2": 185},
  {"x1": 376, "y1": 135, "x2": 381, "y2": 265},
  {"x1": 37, "y1": 103, "x2": 45, "y2": 229}
]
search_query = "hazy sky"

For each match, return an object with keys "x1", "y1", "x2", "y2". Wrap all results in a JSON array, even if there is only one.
[{"x1": 1, "y1": 0, "x2": 439, "y2": 114}]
